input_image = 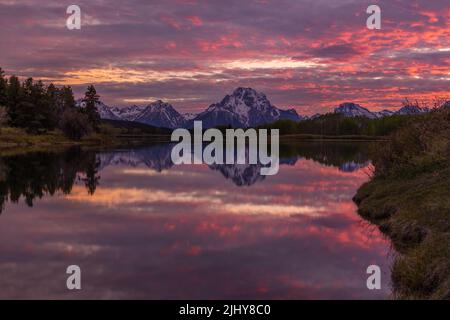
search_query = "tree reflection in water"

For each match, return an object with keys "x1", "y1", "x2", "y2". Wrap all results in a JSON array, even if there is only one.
[{"x1": 0, "y1": 147, "x2": 100, "y2": 213}]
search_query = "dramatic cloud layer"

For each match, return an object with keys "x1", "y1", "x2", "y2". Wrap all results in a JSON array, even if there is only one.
[{"x1": 0, "y1": 0, "x2": 448, "y2": 114}]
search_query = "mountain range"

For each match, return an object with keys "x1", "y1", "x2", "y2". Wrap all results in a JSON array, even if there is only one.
[
  {"x1": 333, "y1": 102, "x2": 429, "y2": 119},
  {"x1": 77, "y1": 87, "x2": 436, "y2": 129}
]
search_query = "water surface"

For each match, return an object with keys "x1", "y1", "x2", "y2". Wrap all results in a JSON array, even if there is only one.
[{"x1": 0, "y1": 142, "x2": 392, "y2": 299}]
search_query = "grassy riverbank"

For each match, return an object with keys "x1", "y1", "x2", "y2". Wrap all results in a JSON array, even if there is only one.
[
  {"x1": 353, "y1": 108, "x2": 450, "y2": 299},
  {"x1": 0, "y1": 126, "x2": 119, "y2": 154},
  {"x1": 0, "y1": 119, "x2": 174, "y2": 155}
]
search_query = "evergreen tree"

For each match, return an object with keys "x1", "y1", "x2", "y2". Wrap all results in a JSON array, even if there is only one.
[
  {"x1": 47, "y1": 84, "x2": 75, "y2": 119},
  {"x1": 6, "y1": 75, "x2": 22, "y2": 126},
  {"x1": 46, "y1": 83, "x2": 58, "y2": 110},
  {"x1": 60, "y1": 86, "x2": 76, "y2": 110},
  {"x1": 82, "y1": 85, "x2": 100, "y2": 131},
  {"x1": 37, "y1": 80, "x2": 57, "y2": 130},
  {"x1": 15, "y1": 78, "x2": 41, "y2": 132},
  {"x1": 8, "y1": 77, "x2": 57, "y2": 132},
  {"x1": 0, "y1": 68, "x2": 7, "y2": 107}
]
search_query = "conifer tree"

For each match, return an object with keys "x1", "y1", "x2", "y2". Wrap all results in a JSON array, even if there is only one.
[
  {"x1": 0, "y1": 68, "x2": 7, "y2": 107},
  {"x1": 82, "y1": 85, "x2": 101, "y2": 131},
  {"x1": 60, "y1": 86, "x2": 76, "y2": 110},
  {"x1": 6, "y1": 75, "x2": 22, "y2": 126}
]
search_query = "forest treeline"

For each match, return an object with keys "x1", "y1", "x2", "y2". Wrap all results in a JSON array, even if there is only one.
[
  {"x1": 260, "y1": 113, "x2": 414, "y2": 137},
  {"x1": 0, "y1": 67, "x2": 101, "y2": 140}
]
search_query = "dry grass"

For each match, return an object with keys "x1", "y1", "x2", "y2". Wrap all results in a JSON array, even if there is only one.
[
  {"x1": 0, "y1": 126, "x2": 118, "y2": 155},
  {"x1": 354, "y1": 108, "x2": 450, "y2": 299}
]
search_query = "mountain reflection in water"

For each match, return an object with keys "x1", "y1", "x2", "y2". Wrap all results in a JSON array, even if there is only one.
[
  {"x1": 0, "y1": 142, "x2": 391, "y2": 299},
  {"x1": 97, "y1": 142, "x2": 371, "y2": 186}
]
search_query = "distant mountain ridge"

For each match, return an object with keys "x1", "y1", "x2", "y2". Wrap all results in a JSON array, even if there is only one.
[
  {"x1": 333, "y1": 102, "x2": 430, "y2": 118},
  {"x1": 133, "y1": 100, "x2": 185, "y2": 129},
  {"x1": 334, "y1": 103, "x2": 376, "y2": 119},
  {"x1": 111, "y1": 105, "x2": 146, "y2": 121},
  {"x1": 77, "y1": 88, "x2": 435, "y2": 129}
]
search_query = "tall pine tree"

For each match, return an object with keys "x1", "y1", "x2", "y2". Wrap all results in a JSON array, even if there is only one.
[
  {"x1": 82, "y1": 85, "x2": 101, "y2": 131},
  {"x1": 16, "y1": 77, "x2": 41, "y2": 132},
  {"x1": 0, "y1": 68, "x2": 7, "y2": 107},
  {"x1": 60, "y1": 86, "x2": 76, "y2": 110},
  {"x1": 6, "y1": 75, "x2": 22, "y2": 126}
]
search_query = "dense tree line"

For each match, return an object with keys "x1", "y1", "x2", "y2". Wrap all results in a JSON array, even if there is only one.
[
  {"x1": 261, "y1": 113, "x2": 413, "y2": 137},
  {"x1": 0, "y1": 67, "x2": 101, "y2": 139}
]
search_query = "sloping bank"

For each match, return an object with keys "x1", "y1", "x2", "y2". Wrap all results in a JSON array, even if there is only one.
[
  {"x1": 0, "y1": 127, "x2": 117, "y2": 153},
  {"x1": 353, "y1": 108, "x2": 450, "y2": 299}
]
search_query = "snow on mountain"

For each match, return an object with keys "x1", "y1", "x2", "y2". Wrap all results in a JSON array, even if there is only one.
[
  {"x1": 334, "y1": 102, "x2": 377, "y2": 119},
  {"x1": 134, "y1": 100, "x2": 186, "y2": 129},
  {"x1": 373, "y1": 109, "x2": 395, "y2": 118},
  {"x1": 111, "y1": 105, "x2": 147, "y2": 121},
  {"x1": 75, "y1": 89, "x2": 435, "y2": 130},
  {"x1": 395, "y1": 105, "x2": 429, "y2": 115},
  {"x1": 183, "y1": 112, "x2": 197, "y2": 121},
  {"x1": 189, "y1": 87, "x2": 301, "y2": 128},
  {"x1": 334, "y1": 103, "x2": 430, "y2": 119},
  {"x1": 76, "y1": 99, "x2": 185, "y2": 128},
  {"x1": 303, "y1": 113, "x2": 321, "y2": 120},
  {"x1": 75, "y1": 99, "x2": 120, "y2": 120}
]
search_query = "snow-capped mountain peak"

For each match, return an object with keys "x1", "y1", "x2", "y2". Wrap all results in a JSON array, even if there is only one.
[
  {"x1": 395, "y1": 105, "x2": 428, "y2": 115},
  {"x1": 373, "y1": 109, "x2": 395, "y2": 118},
  {"x1": 334, "y1": 102, "x2": 432, "y2": 119},
  {"x1": 228, "y1": 87, "x2": 278, "y2": 114},
  {"x1": 111, "y1": 105, "x2": 147, "y2": 121},
  {"x1": 191, "y1": 87, "x2": 300, "y2": 128},
  {"x1": 334, "y1": 102, "x2": 377, "y2": 119},
  {"x1": 134, "y1": 100, "x2": 185, "y2": 129}
]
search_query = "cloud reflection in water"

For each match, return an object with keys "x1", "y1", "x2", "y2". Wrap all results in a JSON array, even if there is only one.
[{"x1": 0, "y1": 142, "x2": 392, "y2": 299}]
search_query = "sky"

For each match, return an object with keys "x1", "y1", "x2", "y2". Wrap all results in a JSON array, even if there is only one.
[{"x1": 0, "y1": 0, "x2": 449, "y2": 115}]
